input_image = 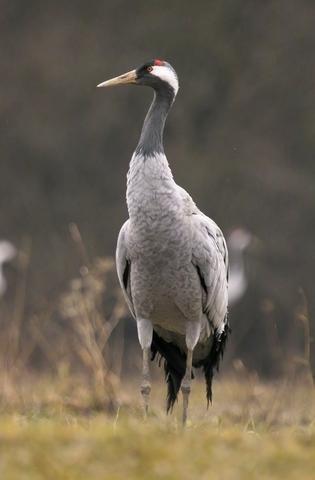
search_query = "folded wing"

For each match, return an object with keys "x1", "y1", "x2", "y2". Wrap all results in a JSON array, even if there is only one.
[
  {"x1": 191, "y1": 211, "x2": 229, "y2": 333},
  {"x1": 116, "y1": 220, "x2": 136, "y2": 318}
]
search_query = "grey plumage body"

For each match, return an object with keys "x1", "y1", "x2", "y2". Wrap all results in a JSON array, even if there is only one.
[
  {"x1": 98, "y1": 60, "x2": 229, "y2": 421},
  {"x1": 117, "y1": 152, "x2": 228, "y2": 360}
]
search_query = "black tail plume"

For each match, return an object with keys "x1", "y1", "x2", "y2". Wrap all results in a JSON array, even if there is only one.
[
  {"x1": 199, "y1": 322, "x2": 231, "y2": 405},
  {"x1": 151, "y1": 322, "x2": 230, "y2": 411},
  {"x1": 151, "y1": 331, "x2": 186, "y2": 412}
]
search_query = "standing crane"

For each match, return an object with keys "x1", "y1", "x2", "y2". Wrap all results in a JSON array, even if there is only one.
[
  {"x1": 227, "y1": 228, "x2": 252, "y2": 306},
  {"x1": 0, "y1": 241, "x2": 16, "y2": 296},
  {"x1": 98, "y1": 60, "x2": 229, "y2": 423}
]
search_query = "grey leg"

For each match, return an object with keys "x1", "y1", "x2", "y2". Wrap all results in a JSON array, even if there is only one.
[
  {"x1": 181, "y1": 321, "x2": 201, "y2": 425},
  {"x1": 181, "y1": 348, "x2": 193, "y2": 425},
  {"x1": 141, "y1": 347, "x2": 151, "y2": 417},
  {"x1": 137, "y1": 319, "x2": 153, "y2": 418}
]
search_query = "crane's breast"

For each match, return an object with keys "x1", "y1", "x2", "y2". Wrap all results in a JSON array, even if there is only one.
[{"x1": 129, "y1": 241, "x2": 203, "y2": 330}]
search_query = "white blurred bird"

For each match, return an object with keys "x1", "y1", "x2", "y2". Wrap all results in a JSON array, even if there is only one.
[
  {"x1": 227, "y1": 228, "x2": 252, "y2": 306},
  {"x1": 0, "y1": 241, "x2": 16, "y2": 296}
]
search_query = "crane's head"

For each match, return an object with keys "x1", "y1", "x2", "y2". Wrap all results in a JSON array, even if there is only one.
[{"x1": 97, "y1": 59, "x2": 179, "y2": 96}]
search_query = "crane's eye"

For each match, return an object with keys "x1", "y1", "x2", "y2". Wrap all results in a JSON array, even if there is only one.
[{"x1": 147, "y1": 66, "x2": 153, "y2": 73}]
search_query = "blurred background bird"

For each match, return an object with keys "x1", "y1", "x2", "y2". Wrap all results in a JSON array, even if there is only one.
[
  {"x1": 227, "y1": 228, "x2": 252, "y2": 306},
  {"x1": 0, "y1": 241, "x2": 16, "y2": 297}
]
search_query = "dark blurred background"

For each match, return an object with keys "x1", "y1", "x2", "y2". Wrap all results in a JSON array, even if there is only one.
[{"x1": 1, "y1": 0, "x2": 314, "y2": 380}]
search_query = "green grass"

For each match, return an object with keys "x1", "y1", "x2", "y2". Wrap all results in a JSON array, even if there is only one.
[{"x1": 0, "y1": 376, "x2": 314, "y2": 479}]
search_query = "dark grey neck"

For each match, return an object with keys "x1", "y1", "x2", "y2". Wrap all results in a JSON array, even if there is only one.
[{"x1": 135, "y1": 87, "x2": 175, "y2": 157}]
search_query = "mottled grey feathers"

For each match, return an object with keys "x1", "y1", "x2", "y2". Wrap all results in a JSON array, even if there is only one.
[{"x1": 115, "y1": 64, "x2": 229, "y2": 409}]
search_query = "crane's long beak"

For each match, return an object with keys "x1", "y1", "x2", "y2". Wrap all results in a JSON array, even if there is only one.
[{"x1": 97, "y1": 69, "x2": 137, "y2": 88}]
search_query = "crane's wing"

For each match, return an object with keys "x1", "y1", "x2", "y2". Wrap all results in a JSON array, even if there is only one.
[
  {"x1": 173, "y1": 184, "x2": 230, "y2": 403},
  {"x1": 176, "y1": 184, "x2": 229, "y2": 326},
  {"x1": 191, "y1": 211, "x2": 229, "y2": 333},
  {"x1": 115, "y1": 220, "x2": 136, "y2": 318},
  {"x1": 191, "y1": 211, "x2": 229, "y2": 404}
]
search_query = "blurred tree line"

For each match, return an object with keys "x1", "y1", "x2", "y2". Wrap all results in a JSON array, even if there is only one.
[{"x1": 0, "y1": 0, "x2": 314, "y2": 378}]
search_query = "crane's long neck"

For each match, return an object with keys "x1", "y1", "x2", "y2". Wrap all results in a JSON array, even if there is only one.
[
  {"x1": 127, "y1": 87, "x2": 177, "y2": 220},
  {"x1": 136, "y1": 88, "x2": 175, "y2": 156}
]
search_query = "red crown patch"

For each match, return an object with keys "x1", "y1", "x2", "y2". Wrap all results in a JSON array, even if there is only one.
[{"x1": 154, "y1": 59, "x2": 165, "y2": 66}]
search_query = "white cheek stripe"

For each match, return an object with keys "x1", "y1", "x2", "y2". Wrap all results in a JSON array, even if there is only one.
[{"x1": 151, "y1": 66, "x2": 179, "y2": 95}]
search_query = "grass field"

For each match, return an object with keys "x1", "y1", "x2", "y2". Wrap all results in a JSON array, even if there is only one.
[{"x1": 0, "y1": 374, "x2": 314, "y2": 479}]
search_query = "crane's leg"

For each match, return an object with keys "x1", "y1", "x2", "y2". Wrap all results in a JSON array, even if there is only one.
[
  {"x1": 137, "y1": 319, "x2": 153, "y2": 417},
  {"x1": 141, "y1": 347, "x2": 151, "y2": 417},
  {"x1": 181, "y1": 348, "x2": 193, "y2": 426},
  {"x1": 182, "y1": 321, "x2": 201, "y2": 426}
]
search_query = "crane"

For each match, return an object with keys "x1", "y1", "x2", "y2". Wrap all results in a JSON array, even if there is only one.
[
  {"x1": 227, "y1": 228, "x2": 252, "y2": 306},
  {"x1": 0, "y1": 241, "x2": 16, "y2": 296},
  {"x1": 98, "y1": 60, "x2": 229, "y2": 423}
]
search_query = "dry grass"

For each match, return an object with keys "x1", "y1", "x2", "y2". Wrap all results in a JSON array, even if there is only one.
[
  {"x1": 0, "y1": 374, "x2": 314, "y2": 480},
  {"x1": 0, "y1": 234, "x2": 314, "y2": 479},
  {"x1": 0, "y1": 229, "x2": 128, "y2": 412}
]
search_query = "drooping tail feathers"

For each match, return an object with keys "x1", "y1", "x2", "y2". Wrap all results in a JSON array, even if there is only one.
[
  {"x1": 151, "y1": 331, "x2": 186, "y2": 412},
  {"x1": 151, "y1": 322, "x2": 230, "y2": 411},
  {"x1": 197, "y1": 322, "x2": 231, "y2": 405}
]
